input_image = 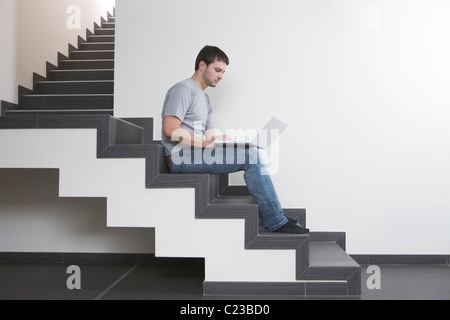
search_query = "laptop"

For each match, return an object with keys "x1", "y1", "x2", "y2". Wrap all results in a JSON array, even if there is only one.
[{"x1": 214, "y1": 116, "x2": 289, "y2": 149}]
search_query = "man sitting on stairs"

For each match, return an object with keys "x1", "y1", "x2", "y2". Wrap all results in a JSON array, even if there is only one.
[{"x1": 161, "y1": 45, "x2": 309, "y2": 235}]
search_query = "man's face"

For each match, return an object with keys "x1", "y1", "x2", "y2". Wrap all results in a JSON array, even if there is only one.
[{"x1": 202, "y1": 60, "x2": 227, "y2": 88}]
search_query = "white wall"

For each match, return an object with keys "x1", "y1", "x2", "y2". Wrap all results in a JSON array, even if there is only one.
[
  {"x1": 0, "y1": 0, "x2": 17, "y2": 103},
  {"x1": 115, "y1": 0, "x2": 450, "y2": 254}
]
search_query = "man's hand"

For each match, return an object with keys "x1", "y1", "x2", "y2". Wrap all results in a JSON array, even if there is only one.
[
  {"x1": 215, "y1": 135, "x2": 233, "y2": 142},
  {"x1": 164, "y1": 117, "x2": 233, "y2": 149},
  {"x1": 200, "y1": 136, "x2": 214, "y2": 149}
]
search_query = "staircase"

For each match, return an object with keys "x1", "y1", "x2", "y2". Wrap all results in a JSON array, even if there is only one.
[
  {"x1": 1, "y1": 12, "x2": 115, "y2": 116},
  {"x1": 0, "y1": 9, "x2": 361, "y2": 298}
]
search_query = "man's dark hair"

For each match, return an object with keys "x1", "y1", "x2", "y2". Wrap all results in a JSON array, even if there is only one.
[{"x1": 195, "y1": 45, "x2": 229, "y2": 71}]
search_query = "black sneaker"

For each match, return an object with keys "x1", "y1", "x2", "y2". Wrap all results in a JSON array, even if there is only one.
[{"x1": 274, "y1": 221, "x2": 310, "y2": 234}]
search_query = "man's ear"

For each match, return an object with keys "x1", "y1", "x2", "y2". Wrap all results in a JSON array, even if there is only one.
[{"x1": 198, "y1": 61, "x2": 207, "y2": 72}]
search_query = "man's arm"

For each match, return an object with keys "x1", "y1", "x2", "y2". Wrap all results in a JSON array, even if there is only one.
[{"x1": 163, "y1": 116, "x2": 214, "y2": 149}]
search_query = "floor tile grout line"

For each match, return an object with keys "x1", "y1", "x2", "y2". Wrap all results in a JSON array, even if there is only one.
[
  {"x1": 94, "y1": 263, "x2": 139, "y2": 300},
  {"x1": 378, "y1": 267, "x2": 411, "y2": 300}
]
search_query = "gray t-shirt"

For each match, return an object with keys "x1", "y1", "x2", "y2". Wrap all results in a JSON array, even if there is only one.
[{"x1": 161, "y1": 78, "x2": 214, "y2": 156}]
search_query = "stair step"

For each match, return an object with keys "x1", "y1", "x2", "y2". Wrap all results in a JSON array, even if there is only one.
[
  {"x1": 248, "y1": 231, "x2": 309, "y2": 249},
  {"x1": 212, "y1": 195, "x2": 255, "y2": 204},
  {"x1": 78, "y1": 42, "x2": 115, "y2": 51},
  {"x1": 300, "y1": 242, "x2": 360, "y2": 281},
  {"x1": 21, "y1": 94, "x2": 113, "y2": 110},
  {"x1": 211, "y1": 196, "x2": 308, "y2": 228},
  {"x1": 309, "y1": 242, "x2": 357, "y2": 267},
  {"x1": 59, "y1": 59, "x2": 114, "y2": 70},
  {"x1": 71, "y1": 50, "x2": 114, "y2": 60},
  {"x1": 149, "y1": 173, "x2": 211, "y2": 189},
  {"x1": 6, "y1": 109, "x2": 113, "y2": 116},
  {"x1": 204, "y1": 243, "x2": 360, "y2": 297},
  {"x1": 309, "y1": 232, "x2": 346, "y2": 249},
  {"x1": 48, "y1": 69, "x2": 114, "y2": 81},
  {"x1": 95, "y1": 28, "x2": 115, "y2": 36},
  {"x1": 220, "y1": 186, "x2": 251, "y2": 196},
  {"x1": 102, "y1": 22, "x2": 115, "y2": 29},
  {"x1": 87, "y1": 35, "x2": 115, "y2": 43},
  {"x1": 35, "y1": 80, "x2": 113, "y2": 94}
]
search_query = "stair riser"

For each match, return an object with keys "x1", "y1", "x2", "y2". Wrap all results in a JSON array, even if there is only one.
[
  {"x1": 21, "y1": 95, "x2": 113, "y2": 110},
  {"x1": 48, "y1": 70, "x2": 114, "y2": 81},
  {"x1": 35, "y1": 82, "x2": 114, "y2": 95},
  {"x1": 79, "y1": 43, "x2": 115, "y2": 51},
  {"x1": 71, "y1": 51, "x2": 114, "y2": 60},
  {"x1": 60, "y1": 60, "x2": 114, "y2": 70},
  {"x1": 87, "y1": 35, "x2": 115, "y2": 43},
  {"x1": 120, "y1": 118, "x2": 154, "y2": 144},
  {"x1": 309, "y1": 232, "x2": 346, "y2": 250},
  {"x1": 95, "y1": 29, "x2": 115, "y2": 36}
]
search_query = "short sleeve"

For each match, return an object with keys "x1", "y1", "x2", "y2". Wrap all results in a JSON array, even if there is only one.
[{"x1": 162, "y1": 84, "x2": 192, "y2": 122}]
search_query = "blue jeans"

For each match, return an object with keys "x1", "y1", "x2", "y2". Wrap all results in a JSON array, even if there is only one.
[{"x1": 168, "y1": 146, "x2": 288, "y2": 232}]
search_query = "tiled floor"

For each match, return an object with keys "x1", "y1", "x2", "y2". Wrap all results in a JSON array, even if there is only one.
[{"x1": 0, "y1": 259, "x2": 449, "y2": 300}]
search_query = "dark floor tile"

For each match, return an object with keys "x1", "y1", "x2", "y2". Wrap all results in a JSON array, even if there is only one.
[
  {"x1": 359, "y1": 265, "x2": 450, "y2": 300},
  {"x1": 0, "y1": 262, "x2": 449, "y2": 300},
  {"x1": 0, "y1": 263, "x2": 136, "y2": 300},
  {"x1": 100, "y1": 263, "x2": 205, "y2": 300}
]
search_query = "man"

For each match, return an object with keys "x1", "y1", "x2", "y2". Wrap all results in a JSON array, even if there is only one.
[{"x1": 161, "y1": 45, "x2": 309, "y2": 234}]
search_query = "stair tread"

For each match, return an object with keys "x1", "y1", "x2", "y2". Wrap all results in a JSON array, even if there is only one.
[
  {"x1": 81, "y1": 42, "x2": 115, "y2": 45},
  {"x1": 88, "y1": 36, "x2": 115, "y2": 39},
  {"x1": 212, "y1": 195, "x2": 255, "y2": 204},
  {"x1": 23, "y1": 94, "x2": 113, "y2": 97},
  {"x1": 7, "y1": 109, "x2": 113, "y2": 112},
  {"x1": 6, "y1": 110, "x2": 113, "y2": 115},
  {"x1": 36, "y1": 80, "x2": 114, "y2": 83},
  {"x1": 256, "y1": 231, "x2": 309, "y2": 239},
  {"x1": 72, "y1": 50, "x2": 114, "y2": 53},
  {"x1": 61, "y1": 59, "x2": 114, "y2": 62},
  {"x1": 308, "y1": 242, "x2": 359, "y2": 268},
  {"x1": 50, "y1": 69, "x2": 114, "y2": 72}
]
